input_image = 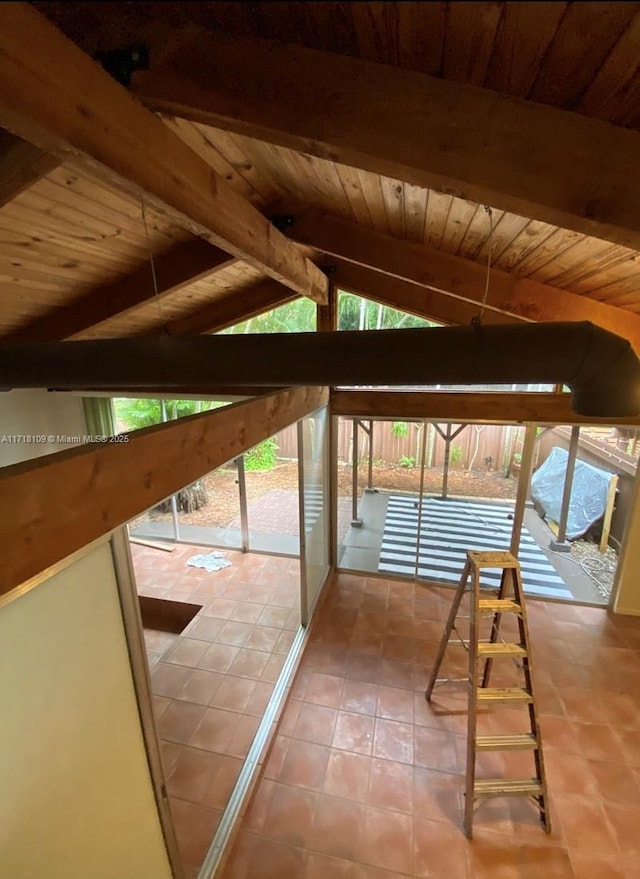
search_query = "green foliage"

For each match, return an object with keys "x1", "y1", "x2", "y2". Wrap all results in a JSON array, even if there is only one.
[
  {"x1": 221, "y1": 298, "x2": 316, "y2": 334},
  {"x1": 399, "y1": 454, "x2": 416, "y2": 468},
  {"x1": 113, "y1": 397, "x2": 161, "y2": 430},
  {"x1": 113, "y1": 397, "x2": 225, "y2": 432},
  {"x1": 450, "y1": 444, "x2": 463, "y2": 465},
  {"x1": 337, "y1": 292, "x2": 438, "y2": 331},
  {"x1": 391, "y1": 421, "x2": 409, "y2": 438},
  {"x1": 245, "y1": 437, "x2": 279, "y2": 471}
]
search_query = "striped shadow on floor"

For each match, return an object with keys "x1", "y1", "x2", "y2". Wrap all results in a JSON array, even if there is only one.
[{"x1": 379, "y1": 494, "x2": 572, "y2": 599}]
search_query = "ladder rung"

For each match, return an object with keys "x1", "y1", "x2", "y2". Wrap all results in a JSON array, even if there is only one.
[
  {"x1": 478, "y1": 599, "x2": 521, "y2": 614},
  {"x1": 468, "y1": 550, "x2": 519, "y2": 569},
  {"x1": 474, "y1": 778, "x2": 543, "y2": 798},
  {"x1": 476, "y1": 734, "x2": 538, "y2": 751},
  {"x1": 477, "y1": 643, "x2": 527, "y2": 657},
  {"x1": 477, "y1": 687, "x2": 532, "y2": 704}
]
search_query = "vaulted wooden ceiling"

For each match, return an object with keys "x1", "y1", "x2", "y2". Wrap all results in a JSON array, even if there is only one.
[{"x1": 2, "y1": 2, "x2": 640, "y2": 349}]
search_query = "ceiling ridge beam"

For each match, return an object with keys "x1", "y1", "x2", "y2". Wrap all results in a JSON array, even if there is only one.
[
  {"x1": 3, "y1": 237, "x2": 236, "y2": 343},
  {"x1": 133, "y1": 28, "x2": 640, "y2": 252},
  {"x1": 0, "y1": 5, "x2": 328, "y2": 304},
  {"x1": 289, "y1": 212, "x2": 640, "y2": 352}
]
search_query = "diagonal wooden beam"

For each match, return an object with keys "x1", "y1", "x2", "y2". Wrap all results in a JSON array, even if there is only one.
[
  {"x1": 133, "y1": 29, "x2": 640, "y2": 252},
  {"x1": 3, "y1": 238, "x2": 237, "y2": 343},
  {"x1": 0, "y1": 129, "x2": 60, "y2": 206},
  {"x1": 0, "y1": 385, "x2": 329, "y2": 595},
  {"x1": 165, "y1": 279, "x2": 299, "y2": 335},
  {"x1": 0, "y1": 5, "x2": 327, "y2": 304},
  {"x1": 332, "y1": 259, "x2": 519, "y2": 328},
  {"x1": 292, "y1": 212, "x2": 640, "y2": 352}
]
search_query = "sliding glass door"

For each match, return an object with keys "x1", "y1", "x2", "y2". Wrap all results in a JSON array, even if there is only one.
[{"x1": 298, "y1": 406, "x2": 330, "y2": 624}]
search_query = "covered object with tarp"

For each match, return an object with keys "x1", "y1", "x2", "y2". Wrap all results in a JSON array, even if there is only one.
[{"x1": 530, "y1": 446, "x2": 614, "y2": 540}]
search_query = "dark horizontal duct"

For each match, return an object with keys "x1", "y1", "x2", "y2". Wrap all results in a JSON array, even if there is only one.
[{"x1": 1, "y1": 321, "x2": 639, "y2": 416}]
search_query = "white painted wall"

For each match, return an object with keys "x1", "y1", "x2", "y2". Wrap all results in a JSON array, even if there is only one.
[
  {"x1": 0, "y1": 543, "x2": 173, "y2": 879},
  {"x1": 0, "y1": 389, "x2": 86, "y2": 466}
]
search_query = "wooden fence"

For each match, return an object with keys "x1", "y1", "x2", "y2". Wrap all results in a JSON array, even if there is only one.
[{"x1": 273, "y1": 418, "x2": 526, "y2": 472}]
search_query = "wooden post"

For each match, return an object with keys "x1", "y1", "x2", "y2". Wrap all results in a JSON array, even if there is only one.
[
  {"x1": 600, "y1": 475, "x2": 618, "y2": 554},
  {"x1": 351, "y1": 418, "x2": 362, "y2": 527},
  {"x1": 236, "y1": 456, "x2": 249, "y2": 553},
  {"x1": 413, "y1": 419, "x2": 429, "y2": 582},
  {"x1": 434, "y1": 423, "x2": 466, "y2": 500},
  {"x1": 549, "y1": 425, "x2": 580, "y2": 551},
  {"x1": 317, "y1": 281, "x2": 337, "y2": 332},
  {"x1": 510, "y1": 423, "x2": 537, "y2": 557}
]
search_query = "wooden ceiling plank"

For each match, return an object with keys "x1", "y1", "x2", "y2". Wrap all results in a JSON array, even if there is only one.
[
  {"x1": 511, "y1": 227, "x2": 584, "y2": 279},
  {"x1": 493, "y1": 220, "x2": 557, "y2": 274},
  {"x1": 132, "y1": 27, "x2": 640, "y2": 252},
  {"x1": 528, "y1": 2, "x2": 640, "y2": 108},
  {"x1": 290, "y1": 211, "x2": 640, "y2": 351},
  {"x1": 0, "y1": 130, "x2": 61, "y2": 206},
  {"x1": 457, "y1": 204, "x2": 504, "y2": 261},
  {"x1": 0, "y1": 385, "x2": 329, "y2": 595},
  {"x1": 0, "y1": 4, "x2": 328, "y2": 304},
  {"x1": 0, "y1": 205, "x2": 161, "y2": 271},
  {"x1": 396, "y1": 1, "x2": 446, "y2": 76},
  {"x1": 335, "y1": 164, "x2": 376, "y2": 228},
  {"x1": 331, "y1": 389, "x2": 640, "y2": 427},
  {"x1": 474, "y1": 212, "x2": 529, "y2": 265},
  {"x1": 578, "y1": 12, "x2": 640, "y2": 125},
  {"x1": 484, "y1": 3, "x2": 567, "y2": 97},
  {"x1": 423, "y1": 190, "x2": 452, "y2": 251},
  {"x1": 380, "y1": 177, "x2": 406, "y2": 239},
  {"x1": 164, "y1": 279, "x2": 300, "y2": 335},
  {"x1": 538, "y1": 238, "x2": 624, "y2": 285},
  {"x1": 403, "y1": 182, "x2": 428, "y2": 245},
  {"x1": 442, "y1": 2, "x2": 504, "y2": 85},
  {"x1": 3, "y1": 238, "x2": 236, "y2": 343},
  {"x1": 0, "y1": 220, "x2": 144, "y2": 275},
  {"x1": 439, "y1": 197, "x2": 478, "y2": 255}
]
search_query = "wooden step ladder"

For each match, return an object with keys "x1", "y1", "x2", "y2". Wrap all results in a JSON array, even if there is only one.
[{"x1": 425, "y1": 550, "x2": 551, "y2": 838}]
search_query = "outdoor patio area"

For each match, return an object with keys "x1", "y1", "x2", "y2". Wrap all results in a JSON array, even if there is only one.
[{"x1": 339, "y1": 491, "x2": 611, "y2": 606}]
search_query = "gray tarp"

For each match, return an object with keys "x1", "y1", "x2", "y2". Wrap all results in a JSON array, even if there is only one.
[{"x1": 530, "y1": 446, "x2": 613, "y2": 540}]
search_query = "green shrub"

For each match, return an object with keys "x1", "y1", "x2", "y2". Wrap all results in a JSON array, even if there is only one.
[
  {"x1": 399, "y1": 455, "x2": 415, "y2": 468},
  {"x1": 450, "y1": 444, "x2": 463, "y2": 465},
  {"x1": 392, "y1": 421, "x2": 409, "y2": 438},
  {"x1": 245, "y1": 437, "x2": 279, "y2": 471}
]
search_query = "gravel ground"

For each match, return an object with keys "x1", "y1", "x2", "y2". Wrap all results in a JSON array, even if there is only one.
[{"x1": 568, "y1": 539, "x2": 618, "y2": 598}]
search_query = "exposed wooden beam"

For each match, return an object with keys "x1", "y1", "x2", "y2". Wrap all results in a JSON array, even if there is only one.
[
  {"x1": 331, "y1": 390, "x2": 640, "y2": 427},
  {"x1": 317, "y1": 282, "x2": 337, "y2": 332},
  {"x1": 0, "y1": 5, "x2": 327, "y2": 304},
  {"x1": 0, "y1": 129, "x2": 60, "y2": 205},
  {"x1": 133, "y1": 29, "x2": 640, "y2": 252},
  {"x1": 293, "y1": 213, "x2": 640, "y2": 352},
  {"x1": 165, "y1": 279, "x2": 299, "y2": 335},
  {"x1": 3, "y1": 238, "x2": 236, "y2": 343},
  {"x1": 332, "y1": 259, "x2": 519, "y2": 328},
  {"x1": 0, "y1": 385, "x2": 329, "y2": 594}
]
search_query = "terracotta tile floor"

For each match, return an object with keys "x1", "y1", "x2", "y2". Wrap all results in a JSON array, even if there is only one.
[
  {"x1": 132, "y1": 543, "x2": 301, "y2": 877},
  {"x1": 221, "y1": 572, "x2": 640, "y2": 878}
]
